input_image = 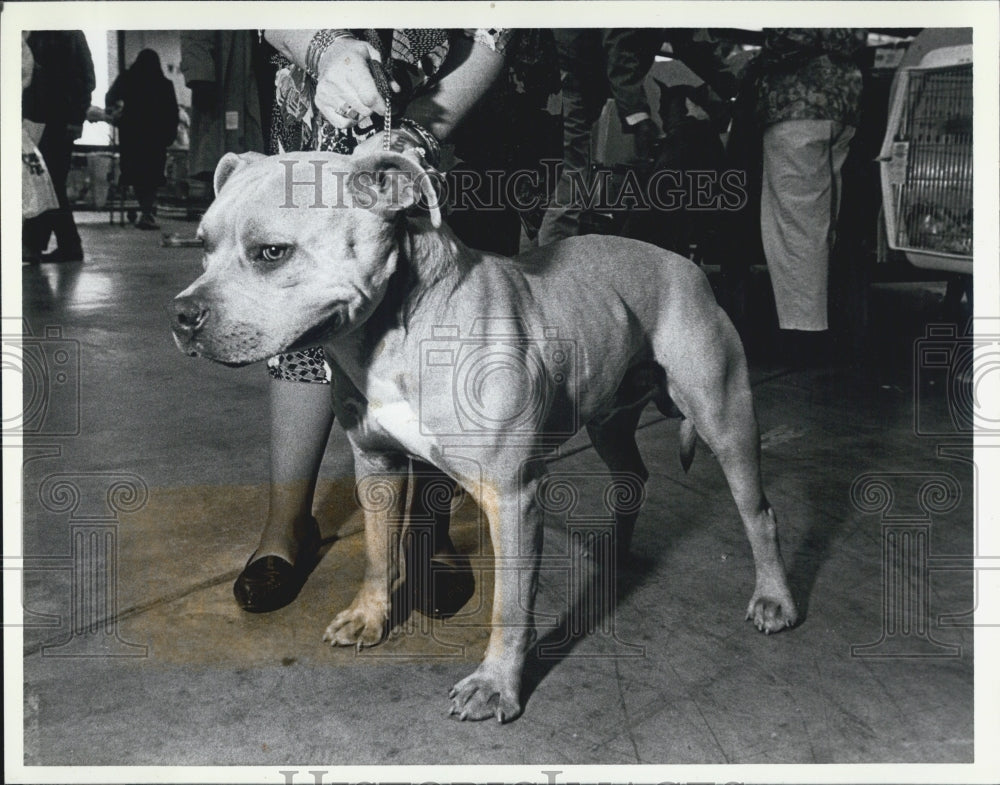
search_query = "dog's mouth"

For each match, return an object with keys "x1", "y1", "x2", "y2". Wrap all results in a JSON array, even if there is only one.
[
  {"x1": 171, "y1": 301, "x2": 350, "y2": 364},
  {"x1": 174, "y1": 337, "x2": 257, "y2": 367},
  {"x1": 287, "y1": 304, "x2": 349, "y2": 351},
  {"x1": 171, "y1": 321, "x2": 268, "y2": 367}
]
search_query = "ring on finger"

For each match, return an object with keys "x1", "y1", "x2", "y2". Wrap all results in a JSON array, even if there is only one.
[{"x1": 336, "y1": 102, "x2": 360, "y2": 121}]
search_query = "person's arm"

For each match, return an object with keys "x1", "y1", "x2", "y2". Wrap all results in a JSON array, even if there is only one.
[
  {"x1": 21, "y1": 33, "x2": 34, "y2": 90},
  {"x1": 264, "y1": 29, "x2": 389, "y2": 125},
  {"x1": 402, "y1": 33, "x2": 505, "y2": 142},
  {"x1": 263, "y1": 30, "x2": 316, "y2": 63},
  {"x1": 351, "y1": 32, "x2": 506, "y2": 163}
]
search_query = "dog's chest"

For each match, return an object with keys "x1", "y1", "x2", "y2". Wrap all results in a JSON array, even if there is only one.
[{"x1": 350, "y1": 366, "x2": 443, "y2": 464}]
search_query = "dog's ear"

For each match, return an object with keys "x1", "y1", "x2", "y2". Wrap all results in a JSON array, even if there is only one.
[
  {"x1": 349, "y1": 152, "x2": 442, "y2": 228},
  {"x1": 213, "y1": 152, "x2": 267, "y2": 196}
]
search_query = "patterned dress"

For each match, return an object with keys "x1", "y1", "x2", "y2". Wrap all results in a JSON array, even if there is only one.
[
  {"x1": 265, "y1": 28, "x2": 512, "y2": 384},
  {"x1": 755, "y1": 28, "x2": 867, "y2": 129}
]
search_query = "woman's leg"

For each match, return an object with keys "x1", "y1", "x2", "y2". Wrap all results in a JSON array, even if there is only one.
[
  {"x1": 251, "y1": 377, "x2": 335, "y2": 563},
  {"x1": 235, "y1": 353, "x2": 336, "y2": 611}
]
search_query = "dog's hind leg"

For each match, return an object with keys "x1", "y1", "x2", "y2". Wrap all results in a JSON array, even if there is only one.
[
  {"x1": 659, "y1": 323, "x2": 798, "y2": 634},
  {"x1": 587, "y1": 403, "x2": 648, "y2": 561},
  {"x1": 711, "y1": 417, "x2": 798, "y2": 633}
]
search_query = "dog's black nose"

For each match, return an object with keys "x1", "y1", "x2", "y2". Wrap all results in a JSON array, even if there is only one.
[{"x1": 170, "y1": 296, "x2": 209, "y2": 338}]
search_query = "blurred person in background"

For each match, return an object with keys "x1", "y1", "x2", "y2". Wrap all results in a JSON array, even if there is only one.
[
  {"x1": 22, "y1": 30, "x2": 95, "y2": 263},
  {"x1": 755, "y1": 28, "x2": 867, "y2": 364},
  {"x1": 537, "y1": 29, "x2": 661, "y2": 246},
  {"x1": 106, "y1": 49, "x2": 180, "y2": 229}
]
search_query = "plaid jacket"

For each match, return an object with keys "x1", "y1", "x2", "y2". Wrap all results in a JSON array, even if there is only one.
[{"x1": 756, "y1": 28, "x2": 867, "y2": 128}]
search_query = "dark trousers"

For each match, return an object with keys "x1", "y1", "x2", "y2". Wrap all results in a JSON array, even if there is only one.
[
  {"x1": 23, "y1": 122, "x2": 83, "y2": 256},
  {"x1": 132, "y1": 183, "x2": 158, "y2": 216}
]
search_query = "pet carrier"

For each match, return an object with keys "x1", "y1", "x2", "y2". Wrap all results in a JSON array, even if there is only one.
[{"x1": 879, "y1": 44, "x2": 973, "y2": 274}]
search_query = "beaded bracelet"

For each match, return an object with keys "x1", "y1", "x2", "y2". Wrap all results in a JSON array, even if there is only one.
[
  {"x1": 397, "y1": 117, "x2": 442, "y2": 168},
  {"x1": 305, "y1": 29, "x2": 355, "y2": 80}
]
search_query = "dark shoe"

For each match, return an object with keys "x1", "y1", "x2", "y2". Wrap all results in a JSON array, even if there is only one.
[
  {"x1": 233, "y1": 517, "x2": 322, "y2": 613},
  {"x1": 136, "y1": 213, "x2": 159, "y2": 230},
  {"x1": 39, "y1": 248, "x2": 84, "y2": 264}
]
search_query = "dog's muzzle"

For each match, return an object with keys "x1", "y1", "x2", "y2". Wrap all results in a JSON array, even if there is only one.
[{"x1": 170, "y1": 295, "x2": 209, "y2": 353}]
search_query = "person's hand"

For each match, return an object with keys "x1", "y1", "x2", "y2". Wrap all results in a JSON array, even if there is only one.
[
  {"x1": 314, "y1": 36, "x2": 399, "y2": 129},
  {"x1": 86, "y1": 105, "x2": 108, "y2": 123}
]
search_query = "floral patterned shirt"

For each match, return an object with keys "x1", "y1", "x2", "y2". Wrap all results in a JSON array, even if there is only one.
[{"x1": 756, "y1": 28, "x2": 867, "y2": 128}]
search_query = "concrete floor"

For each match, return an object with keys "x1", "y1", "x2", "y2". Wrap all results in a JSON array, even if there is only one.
[{"x1": 15, "y1": 212, "x2": 976, "y2": 770}]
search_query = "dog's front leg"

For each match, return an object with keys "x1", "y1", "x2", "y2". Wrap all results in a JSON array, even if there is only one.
[
  {"x1": 449, "y1": 467, "x2": 544, "y2": 723},
  {"x1": 323, "y1": 452, "x2": 409, "y2": 648}
]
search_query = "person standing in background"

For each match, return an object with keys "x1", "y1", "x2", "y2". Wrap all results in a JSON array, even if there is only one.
[
  {"x1": 756, "y1": 28, "x2": 867, "y2": 364},
  {"x1": 537, "y1": 29, "x2": 661, "y2": 247},
  {"x1": 22, "y1": 30, "x2": 95, "y2": 263},
  {"x1": 105, "y1": 49, "x2": 179, "y2": 230}
]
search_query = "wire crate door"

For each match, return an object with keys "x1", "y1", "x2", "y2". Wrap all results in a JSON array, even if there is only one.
[{"x1": 880, "y1": 62, "x2": 973, "y2": 270}]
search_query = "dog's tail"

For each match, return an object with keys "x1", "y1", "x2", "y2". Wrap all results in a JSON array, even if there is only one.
[{"x1": 679, "y1": 418, "x2": 696, "y2": 473}]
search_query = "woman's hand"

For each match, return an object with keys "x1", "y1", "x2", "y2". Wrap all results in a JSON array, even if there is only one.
[{"x1": 314, "y1": 37, "x2": 399, "y2": 129}]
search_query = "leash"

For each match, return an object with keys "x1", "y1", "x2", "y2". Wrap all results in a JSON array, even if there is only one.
[{"x1": 366, "y1": 58, "x2": 394, "y2": 152}]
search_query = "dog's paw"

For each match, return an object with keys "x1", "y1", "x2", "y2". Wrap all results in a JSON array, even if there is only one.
[
  {"x1": 322, "y1": 598, "x2": 388, "y2": 648},
  {"x1": 746, "y1": 592, "x2": 798, "y2": 634},
  {"x1": 447, "y1": 665, "x2": 522, "y2": 723}
]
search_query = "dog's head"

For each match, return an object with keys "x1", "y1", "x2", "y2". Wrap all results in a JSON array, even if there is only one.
[{"x1": 169, "y1": 149, "x2": 440, "y2": 366}]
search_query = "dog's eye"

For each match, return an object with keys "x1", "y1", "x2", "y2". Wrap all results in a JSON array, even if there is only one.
[{"x1": 257, "y1": 245, "x2": 290, "y2": 263}]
